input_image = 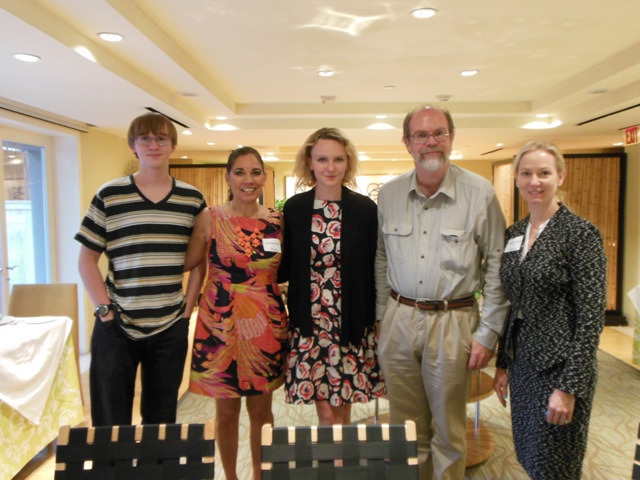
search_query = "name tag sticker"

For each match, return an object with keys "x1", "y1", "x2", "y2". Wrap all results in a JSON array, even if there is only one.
[
  {"x1": 505, "y1": 235, "x2": 523, "y2": 253},
  {"x1": 263, "y1": 238, "x2": 281, "y2": 253}
]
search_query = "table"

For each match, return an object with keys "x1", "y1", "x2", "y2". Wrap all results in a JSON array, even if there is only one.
[
  {"x1": 0, "y1": 316, "x2": 84, "y2": 479},
  {"x1": 466, "y1": 370, "x2": 495, "y2": 467}
]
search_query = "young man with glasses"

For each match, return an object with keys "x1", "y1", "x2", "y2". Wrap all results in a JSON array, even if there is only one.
[
  {"x1": 75, "y1": 112, "x2": 206, "y2": 426},
  {"x1": 375, "y1": 105, "x2": 509, "y2": 480}
]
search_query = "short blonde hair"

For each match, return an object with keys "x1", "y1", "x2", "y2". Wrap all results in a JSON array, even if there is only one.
[{"x1": 293, "y1": 128, "x2": 359, "y2": 190}]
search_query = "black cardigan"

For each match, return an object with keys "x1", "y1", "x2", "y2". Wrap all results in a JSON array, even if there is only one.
[{"x1": 278, "y1": 186, "x2": 378, "y2": 345}]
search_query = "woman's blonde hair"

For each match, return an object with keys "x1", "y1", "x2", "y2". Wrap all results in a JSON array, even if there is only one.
[
  {"x1": 293, "y1": 127, "x2": 359, "y2": 190},
  {"x1": 514, "y1": 140, "x2": 566, "y2": 175}
]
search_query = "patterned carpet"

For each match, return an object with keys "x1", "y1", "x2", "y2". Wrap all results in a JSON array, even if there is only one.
[{"x1": 177, "y1": 350, "x2": 640, "y2": 480}]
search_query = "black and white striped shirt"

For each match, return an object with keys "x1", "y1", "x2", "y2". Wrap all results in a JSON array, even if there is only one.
[{"x1": 75, "y1": 175, "x2": 206, "y2": 339}]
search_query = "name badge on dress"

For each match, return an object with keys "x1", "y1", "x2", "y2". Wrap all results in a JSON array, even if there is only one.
[
  {"x1": 262, "y1": 238, "x2": 281, "y2": 253},
  {"x1": 505, "y1": 235, "x2": 524, "y2": 253}
]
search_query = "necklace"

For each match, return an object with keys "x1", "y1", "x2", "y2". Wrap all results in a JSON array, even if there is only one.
[
  {"x1": 223, "y1": 203, "x2": 264, "y2": 258},
  {"x1": 235, "y1": 222, "x2": 263, "y2": 257}
]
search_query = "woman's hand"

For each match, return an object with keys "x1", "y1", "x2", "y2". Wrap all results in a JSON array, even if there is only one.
[
  {"x1": 547, "y1": 389, "x2": 575, "y2": 426},
  {"x1": 493, "y1": 367, "x2": 510, "y2": 407}
]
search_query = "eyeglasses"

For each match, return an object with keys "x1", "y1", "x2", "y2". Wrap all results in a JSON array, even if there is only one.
[
  {"x1": 135, "y1": 135, "x2": 172, "y2": 147},
  {"x1": 408, "y1": 130, "x2": 450, "y2": 144}
]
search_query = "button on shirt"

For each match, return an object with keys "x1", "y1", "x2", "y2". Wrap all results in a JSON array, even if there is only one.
[{"x1": 375, "y1": 164, "x2": 509, "y2": 349}]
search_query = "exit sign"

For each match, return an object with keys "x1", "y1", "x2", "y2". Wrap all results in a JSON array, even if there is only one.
[{"x1": 624, "y1": 125, "x2": 639, "y2": 146}]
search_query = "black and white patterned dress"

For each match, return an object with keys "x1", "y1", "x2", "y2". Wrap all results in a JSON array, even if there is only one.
[
  {"x1": 497, "y1": 205, "x2": 606, "y2": 480},
  {"x1": 285, "y1": 199, "x2": 385, "y2": 405}
]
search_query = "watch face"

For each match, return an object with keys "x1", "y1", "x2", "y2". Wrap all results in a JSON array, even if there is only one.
[{"x1": 96, "y1": 304, "x2": 110, "y2": 317}]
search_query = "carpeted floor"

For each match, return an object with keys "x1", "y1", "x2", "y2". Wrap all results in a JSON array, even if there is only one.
[{"x1": 177, "y1": 350, "x2": 640, "y2": 480}]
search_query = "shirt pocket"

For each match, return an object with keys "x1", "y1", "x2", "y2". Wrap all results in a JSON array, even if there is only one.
[
  {"x1": 440, "y1": 228, "x2": 476, "y2": 275},
  {"x1": 382, "y1": 222, "x2": 413, "y2": 264}
]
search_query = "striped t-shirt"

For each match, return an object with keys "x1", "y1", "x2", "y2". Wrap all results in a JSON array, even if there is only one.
[{"x1": 75, "y1": 175, "x2": 206, "y2": 340}]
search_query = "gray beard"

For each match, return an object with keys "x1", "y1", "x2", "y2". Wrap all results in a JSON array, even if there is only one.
[{"x1": 417, "y1": 154, "x2": 447, "y2": 171}]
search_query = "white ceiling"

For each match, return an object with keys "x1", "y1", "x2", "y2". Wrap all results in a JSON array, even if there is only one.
[{"x1": 1, "y1": 0, "x2": 639, "y2": 163}]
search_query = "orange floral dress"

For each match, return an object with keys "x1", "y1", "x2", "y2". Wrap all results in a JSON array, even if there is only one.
[{"x1": 189, "y1": 206, "x2": 288, "y2": 398}]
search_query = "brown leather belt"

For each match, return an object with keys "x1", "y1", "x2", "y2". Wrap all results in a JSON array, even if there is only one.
[{"x1": 390, "y1": 290, "x2": 475, "y2": 312}]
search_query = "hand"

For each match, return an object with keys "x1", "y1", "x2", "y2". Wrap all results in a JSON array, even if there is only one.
[
  {"x1": 493, "y1": 368, "x2": 509, "y2": 407},
  {"x1": 467, "y1": 339, "x2": 493, "y2": 370},
  {"x1": 546, "y1": 389, "x2": 575, "y2": 426}
]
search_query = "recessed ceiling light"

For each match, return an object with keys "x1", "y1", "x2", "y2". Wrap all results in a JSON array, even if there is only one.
[
  {"x1": 612, "y1": 142, "x2": 624, "y2": 146},
  {"x1": 375, "y1": 114, "x2": 387, "y2": 119},
  {"x1": 359, "y1": 154, "x2": 371, "y2": 161},
  {"x1": 496, "y1": 143, "x2": 504, "y2": 147},
  {"x1": 206, "y1": 142, "x2": 216, "y2": 146},
  {"x1": 215, "y1": 116, "x2": 227, "y2": 120},
  {"x1": 13, "y1": 53, "x2": 40, "y2": 63},
  {"x1": 535, "y1": 113, "x2": 551, "y2": 118},
  {"x1": 97, "y1": 32, "x2": 124, "y2": 42},
  {"x1": 205, "y1": 122, "x2": 238, "y2": 131},
  {"x1": 449, "y1": 151, "x2": 463, "y2": 160},
  {"x1": 383, "y1": 85, "x2": 396, "y2": 90},
  {"x1": 521, "y1": 119, "x2": 562, "y2": 129},
  {"x1": 411, "y1": 8, "x2": 438, "y2": 19},
  {"x1": 318, "y1": 69, "x2": 335, "y2": 77},
  {"x1": 182, "y1": 130, "x2": 192, "y2": 135},
  {"x1": 460, "y1": 70, "x2": 478, "y2": 77},
  {"x1": 367, "y1": 122, "x2": 394, "y2": 130}
]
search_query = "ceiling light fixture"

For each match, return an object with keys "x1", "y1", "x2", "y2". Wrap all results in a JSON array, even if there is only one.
[
  {"x1": 97, "y1": 32, "x2": 124, "y2": 42},
  {"x1": 460, "y1": 70, "x2": 478, "y2": 77},
  {"x1": 13, "y1": 53, "x2": 41, "y2": 63},
  {"x1": 375, "y1": 114, "x2": 387, "y2": 119},
  {"x1": 367, "y1": 122, "x2": 394, "y2": 130},
  {"x1": 449, "y1": 151, "x2": 463, "y2": 160},
  {"x1": 215, "y1": 116, "x2": 227, "y2": 120},
  {"x1": 182, "y1": 130, "x2": 192, "y2": 135},
  {"x1": 205, "y1": 121, "x2": 238, "y2": 131},
  {"x1": 317, "y1": 69, "x2": 335, "y2": 77},
  {"x1": 521, "y1": 118, "x2": 563, "y2": 129},
  {"x1": 207, "y1": 142, "x2": 216, "y2": 146},
  {"x1": 411, "y1": 8, "x2": 438, "y2": 19}
]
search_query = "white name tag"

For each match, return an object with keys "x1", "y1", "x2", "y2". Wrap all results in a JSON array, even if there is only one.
[
  {"x1": 263, "y1": 238, "x2": 281, "y2": 253},
  {"x1": 505, "y1": 235, "x2": 523, "y2": 253}
]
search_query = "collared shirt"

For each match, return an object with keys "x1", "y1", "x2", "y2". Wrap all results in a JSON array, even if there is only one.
[{"x1": 375, "y1": 164, "x2": 509, "y2": 349}]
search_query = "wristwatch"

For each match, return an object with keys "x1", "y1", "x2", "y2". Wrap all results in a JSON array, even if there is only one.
[{"x1": 94, "y1": 303, "x2": 114, "y2": 318}]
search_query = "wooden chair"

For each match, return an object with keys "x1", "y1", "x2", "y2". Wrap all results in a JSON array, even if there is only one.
[
  {"x1": 261, "y1": 420, "x2": 418, "y2": 480},
  {"x1": 8, "y1": 283, "x2": 82, "y2": 400},
  {"x1": 633, "y1": 423, "x2": 640, "y2": 479},
  {"x1": 54, "y1": 421, "x2": 215, "y2": 480}
]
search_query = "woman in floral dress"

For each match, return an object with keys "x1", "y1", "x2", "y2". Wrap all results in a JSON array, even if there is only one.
[
  {"x1": 185, "y1": 147, "x2": 287, "y2": 480},
  {"x1": 279, "y1": 128, "x2": 385, "y2": 425}
]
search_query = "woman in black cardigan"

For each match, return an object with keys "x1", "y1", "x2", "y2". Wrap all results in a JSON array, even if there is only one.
[
  {"x1": 493, "y1": 140, "x2": 606, "y2": 479},
  {"x1": 279, "y1": 127, "x2": 385, "y2": 424}
]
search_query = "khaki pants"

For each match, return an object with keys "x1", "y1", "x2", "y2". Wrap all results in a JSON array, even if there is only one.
[{"x1": 378, "y1": 299, "x2": 479, "y2": 480}]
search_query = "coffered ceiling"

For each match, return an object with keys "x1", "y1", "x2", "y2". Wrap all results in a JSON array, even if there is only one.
[{"x1": 1, "y1": 0, "x2": 639, "y2": 163}]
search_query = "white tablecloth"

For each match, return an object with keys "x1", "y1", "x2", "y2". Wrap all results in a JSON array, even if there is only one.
[
  {"x1": 0, "y1": 315, "x2": 72, "y2": 424},
  {"x1": 0, "y1": 315, "x2": 84, "y2": 479}
]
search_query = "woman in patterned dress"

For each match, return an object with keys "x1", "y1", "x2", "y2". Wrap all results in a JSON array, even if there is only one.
[
  {"x1": 279, "y1": 128, "x2": 385, "y2": 425},
  {"x1": 493, "y1": 141, "x2": 606, "y2": 479},
  {"x1": 185, "y1": 147, "x2": 287, "y2": 480}
]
